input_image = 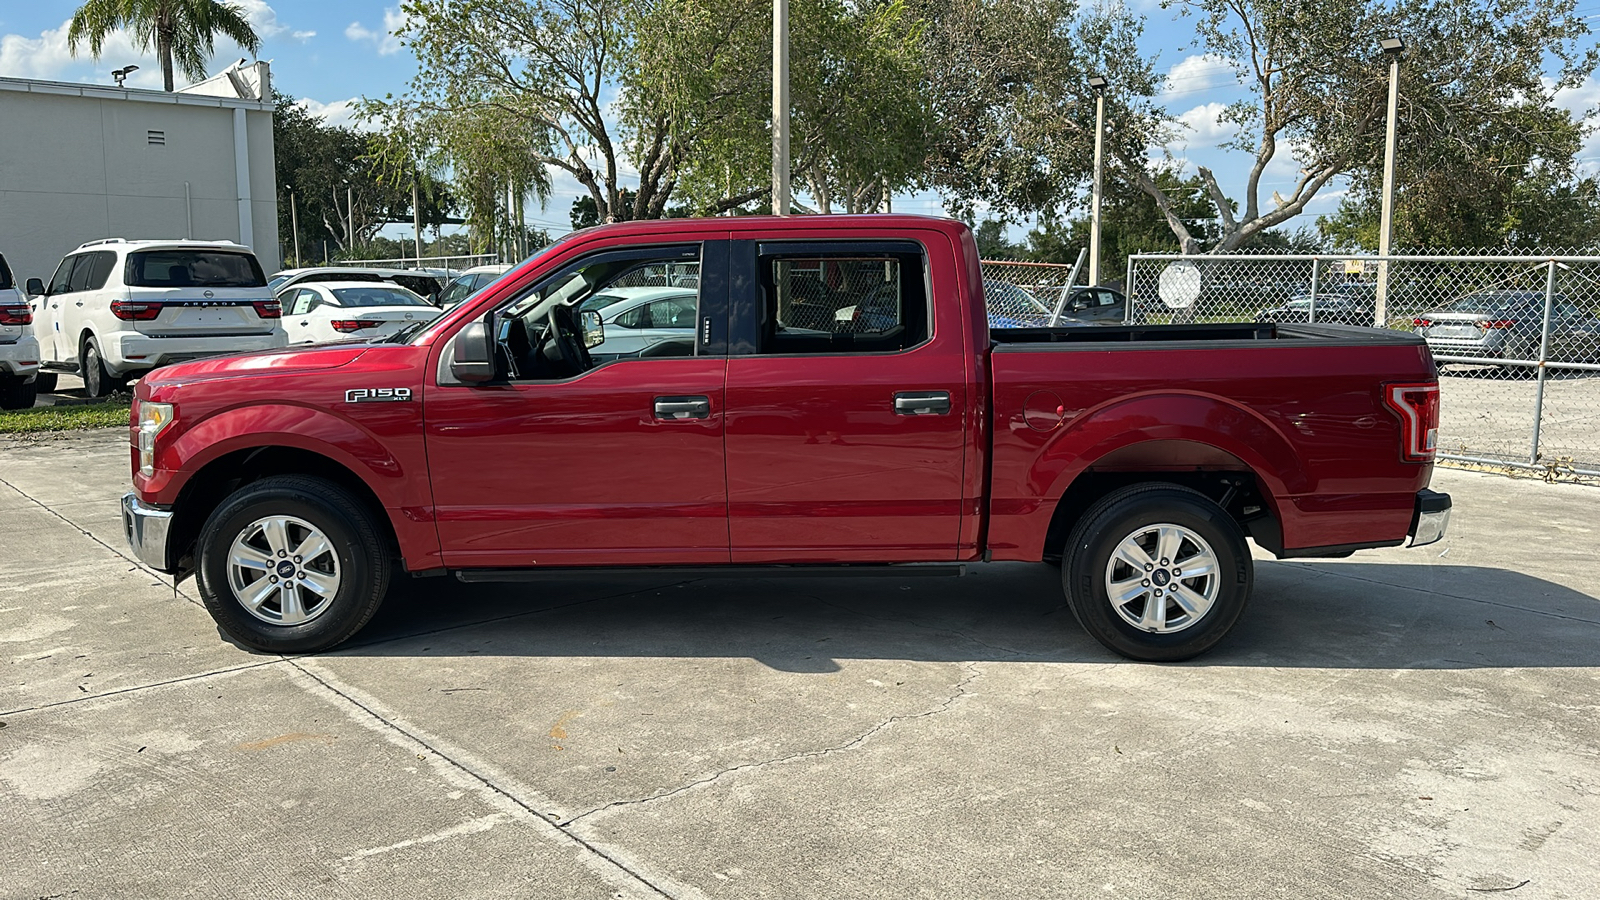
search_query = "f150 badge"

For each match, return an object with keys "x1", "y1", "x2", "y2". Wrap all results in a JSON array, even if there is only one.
[{"x1": 346, "y1": 388, "x2": 412, "y2": 403}]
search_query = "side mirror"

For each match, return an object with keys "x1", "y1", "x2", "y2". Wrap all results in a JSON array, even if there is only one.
[
  {"x1": 580, "y1": 309, "x2": 605, "y2": 349},
  {"x1": 449, "y1": 320, "x2": 496, "y2": 383},
  {"x1": 25, "y1": 278, "x2": 44, "y2": 297}
]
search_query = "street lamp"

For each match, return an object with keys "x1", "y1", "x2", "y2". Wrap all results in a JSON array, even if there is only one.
[
  {"x1": 286, "y1": 185, "x2": 301, "y2": 268},
  {"x1": 1087, "y1": 75, "x2": 1108, "y2": 286},
  {"x1": 112, "y1": 65, "x2": 139, "y2": 87},
  {"x1": 772, "y1": 0, "x2": 790, "y2": 215},
  {"x1": 1375, "y1": 36, "x2": 1404, "y2": 327}
]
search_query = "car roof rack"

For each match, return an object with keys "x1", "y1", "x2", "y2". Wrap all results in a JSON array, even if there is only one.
[{"x1": 75, "y1": 238, "x2": 128, "y2": 249}]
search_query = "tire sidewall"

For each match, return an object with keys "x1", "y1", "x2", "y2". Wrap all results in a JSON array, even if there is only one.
[
  {"x1": 82, "y1": 341, "x2": 106, "y2": 397},
  {"x1": 197, "y1": 484, "x2": 381, "y2": 653},
  {"x1": 1066, "y1": 490, "x2": 1252, "y2": 662}
]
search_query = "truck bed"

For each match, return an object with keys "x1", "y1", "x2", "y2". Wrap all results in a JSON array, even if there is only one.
[{"x1": 991, "y1": 321, "x2": 1427, "y2": 347}]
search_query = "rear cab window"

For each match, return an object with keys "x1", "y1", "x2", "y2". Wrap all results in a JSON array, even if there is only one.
[{"x1": 744, "y1": 242, "x2": 929, "y2": 355}]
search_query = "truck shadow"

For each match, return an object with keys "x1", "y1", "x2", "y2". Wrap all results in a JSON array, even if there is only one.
[{"x1": 328, "y1": 560, "x2": 1600, "y2": 671}]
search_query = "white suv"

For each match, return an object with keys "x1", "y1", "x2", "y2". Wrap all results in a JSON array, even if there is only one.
[
  {"x1": 28, "y1": 239, "x2": 285, "y2": 396},
  {"x1": 0, "y1": 251, "x2": 42, "y2": 409}
]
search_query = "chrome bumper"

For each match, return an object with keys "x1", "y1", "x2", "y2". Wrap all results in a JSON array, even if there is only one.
[
  {"x1": 121, "y1": 492, "x2": 175, "y2": 571},
  {"x1": 1408, "y1": 489, "x2": 1451, "y2": 548}
]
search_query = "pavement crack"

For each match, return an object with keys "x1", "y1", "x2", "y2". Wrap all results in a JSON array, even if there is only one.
[
  {"x1": 563, "y1": 661, "x2": 983, "y2": 828},
  {"x1": 285, "y1": 659, "x2": 678, "y2": 899},
  {"x1": 0, "y1": 473, "x2": 198, "y2": 606},
  {"x1": 0, "y1": 658, "x2": 285, "y2": 718}
]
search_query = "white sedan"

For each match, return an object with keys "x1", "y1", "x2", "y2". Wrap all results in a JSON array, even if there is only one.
[
  {"x1": 576, "y1": 287, "x2": 698, "y2": 356},
  {"x1": 279, "y1": 282, "x2": 442, "y2": 344}
]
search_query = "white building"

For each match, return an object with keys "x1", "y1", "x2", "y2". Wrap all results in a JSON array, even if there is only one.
[{"x1": 0, "y1": 61, "x2": 279, "y2": 286}]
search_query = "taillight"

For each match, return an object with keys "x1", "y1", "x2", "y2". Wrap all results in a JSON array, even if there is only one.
[
  {"x1": 1384, "y1": 383, "x2": 1440, "y2": 463},
  {"x1": 1480, "y1": 319, "x2": 1516, "y2": 329},
  {"x1": 252, "y1": 299, "x2": 282, "y2": 319},
  {"x1": 0, "y1": 303, "x2": 31, "y2": 326},
  {"x1": 1412, "y1": 318, "x2": 1431, "y2": 328},
  {"x1": 331, "y1": 319, "x2": 382, "y2": 333},
  {"x1": 110, "y1": 300, "x2": 163, "y2": 321}
]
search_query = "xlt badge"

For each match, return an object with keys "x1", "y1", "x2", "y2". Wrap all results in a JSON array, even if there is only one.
[{"x1": 346, "y1": 388, "x2": 412, "y2": 403}]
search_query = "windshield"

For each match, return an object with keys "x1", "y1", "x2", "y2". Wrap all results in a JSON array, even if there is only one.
[
  {"x1": 331, "y1": 286, "x2": 431, "y2": 307},
  {"x1": 127, "y1": 250, "x2": 266, "y2": 288}
]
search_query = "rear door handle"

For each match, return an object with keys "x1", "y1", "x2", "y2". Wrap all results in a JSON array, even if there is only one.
[
  {"x1": 894, "y1": 391, "x2": 951, "y2": 416},
  {"x1": 654, "y1": 395, "x2": 711, "y2": 420}
]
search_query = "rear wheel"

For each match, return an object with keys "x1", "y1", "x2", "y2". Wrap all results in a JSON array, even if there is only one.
[
  {"x1": 196, "y1": 476, "x2": 391, "y2": 653},
  {"x1": 1062, "y1": 483, "x2": 1252, "y2": 661},
  {"x1": 81, "y1": 340, "x2": 117, "y2": 398},
  {"x1": 33, "y1": 372, "x2": 58, "y2": 394},
  {"x1": 0, "y1": 375, "x2": 36, "y2": 410}
]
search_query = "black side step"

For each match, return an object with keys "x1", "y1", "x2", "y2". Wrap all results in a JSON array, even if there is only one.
[{"x1": 454, "y1": 564, "x2": 967, "y2": 583}]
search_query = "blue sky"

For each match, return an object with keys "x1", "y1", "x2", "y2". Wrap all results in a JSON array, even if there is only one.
[{"x1": 3, "y1": 1, "x2": 1597, "y2": 243}]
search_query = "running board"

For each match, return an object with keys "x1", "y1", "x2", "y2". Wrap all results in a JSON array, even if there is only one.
[{"x1": 454, "y1": 564, "x2": 967, "y2": 583}]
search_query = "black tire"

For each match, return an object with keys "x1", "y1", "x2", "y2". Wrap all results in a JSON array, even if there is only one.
[
  {"x1": 33, "y1": 372, "x2": 58, "y2": 394},
  {"x1": 1062, "y1": 483, "x2": 1252, "y2": 662},
  {"x1": 0, "y1": 375, "x2": 37, "y2": 410},
  {"x1": 81, "y1": 340, "x2": 116, "y2": 398},
  {"x1": 196, "y1": 475, "x2": 391, "y2": 653}
]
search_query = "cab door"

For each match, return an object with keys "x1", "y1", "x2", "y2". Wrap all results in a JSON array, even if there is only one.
[
  {"x1": 722, "y1": 238, "x2": 972, "y2": 563},
  {"x1": 424, "y1": 240, "x2": 732, "y2": 569}
]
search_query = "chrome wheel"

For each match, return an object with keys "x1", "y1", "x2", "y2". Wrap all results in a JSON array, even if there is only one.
[
  {"x1": 1103, "y1": 522, "x2": 1220, "y2": 634},
  {"x1": 226, "y1": 515, "x2": 341, "y2": 626}
]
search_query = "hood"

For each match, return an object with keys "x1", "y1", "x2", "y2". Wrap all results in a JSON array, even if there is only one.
[{"x1": 142, "y1": 343, "x2": 371, "y2": 387}]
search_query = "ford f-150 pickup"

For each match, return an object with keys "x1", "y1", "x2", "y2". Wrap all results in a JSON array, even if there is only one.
[{"x1": 121, "y1": 215, "x2": 1450, "y2": 661}]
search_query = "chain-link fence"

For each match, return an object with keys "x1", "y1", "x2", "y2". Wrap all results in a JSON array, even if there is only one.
[
  {"x1": 1125, "y1": 252, "x2": 1600, "y2": 475},
  {"x1": 979, "y1": 255, "x2": 1087, "y2": 326}
]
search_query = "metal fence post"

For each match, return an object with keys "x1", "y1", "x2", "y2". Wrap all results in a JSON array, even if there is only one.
[
  {"x1": 1047, "y1": 247, "x2": 1088, "y2": 326},
  {"x1": 1124, "y1": 254, "x2": 1136, "y2": 324},
  {"x1": 1308, "y1": 258, "x2": 1321, "y2": 324},
  {"x1": 1528, "y1": 259, "x2": 1557, "y2": 465}
]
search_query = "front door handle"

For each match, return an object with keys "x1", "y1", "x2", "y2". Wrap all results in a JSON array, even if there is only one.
[
  {"x1": 655, "y1": 395, "x2": 711, "y2": 420},
  {"x1": 894, "y1": 391, "x2": 951, "y2": 416}
]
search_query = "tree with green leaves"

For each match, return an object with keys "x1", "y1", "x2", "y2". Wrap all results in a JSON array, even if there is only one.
[
  {"x1": 67, "y1": 0, "x2": 262, "y2": 92},
  {"x1": 1103, "y1": 0, "x2": 1597, "y2": 253}
]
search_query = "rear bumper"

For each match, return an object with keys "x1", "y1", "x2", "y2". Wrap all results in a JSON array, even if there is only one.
[
  {"x1": 121, "y1": 492, "x2": 175, "y2": 572},
  {"x1": 1408, "y1": 488, "x2": 1451, "y2": 548},
  {"x1": 0, "y1": 335, "x2": 41, "y2": 377},
  {"x1": 104, "y1": 331, "x2": 285, "y2": 375}
]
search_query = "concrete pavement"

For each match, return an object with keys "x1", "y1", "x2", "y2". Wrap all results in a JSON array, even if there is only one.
[{"x1": 2, "y1": 430, "x2": 1598, "y2": 898}]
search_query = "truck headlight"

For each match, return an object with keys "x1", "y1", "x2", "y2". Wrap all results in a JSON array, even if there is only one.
[{"x1": 137, "y1": 401, "x2": 175, "y2": 477}]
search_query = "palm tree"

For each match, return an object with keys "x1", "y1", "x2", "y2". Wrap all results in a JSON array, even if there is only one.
[{"x1": 67, "y1": 0, "x2": 262, "y2": 92}]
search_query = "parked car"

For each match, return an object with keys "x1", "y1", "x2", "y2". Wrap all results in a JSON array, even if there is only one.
[
  {"x1": 122, "y1": 215, "x2": 1449, "y2": 663},
  {"x1": 986, "y1": 282, "x2": 1138, "y2": 328},
  {"x1": 279, "y1": 282, "x2": 443, "y2": 344},
  {"x1": 573, "y1": 287, "x2": 699, "y2": 356},
  {"x1": 438, "y1": 264, "x2": 514, "y2": 309},
  {"x1": 269, "y1": 267, "x2": 447, "y2": 305},
  {"x1": 28, "y1": 239, "x2": 282, "y2": 397},
  {"x1": 1411, "y1": 290, "x2": 1600, "y2": 364},
  {"x1": 0, "y1": 252, "x2": 42, "y2": 409},
  {"x1": 1257, "y1": 283, "x2": 1377, "y2": 326}
]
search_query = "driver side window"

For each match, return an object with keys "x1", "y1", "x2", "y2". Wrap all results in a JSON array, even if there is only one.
[{"x1": 493, "y1": 245, "x2": 706, "y2": 381}]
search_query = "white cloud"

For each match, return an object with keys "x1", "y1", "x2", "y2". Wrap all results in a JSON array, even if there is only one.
[
  {"x1": 236, "y1": 0, "x2": 314, "y2": 42},
  {"x1": 0, "y1": 19, "x2": 162, "y2": 87},
  {"x1": 1173, "y1": 102, "x2": 1237, "y2": 148},
  {"x1": 297, "y1": 96, "x2": 367, "y2": 130},
  {"x1": 346, "y1": 7, "x2": 409, "y2": 56},
  {"x1": 1161, "y1": 53, "x2": 1236, "y2": 99}
]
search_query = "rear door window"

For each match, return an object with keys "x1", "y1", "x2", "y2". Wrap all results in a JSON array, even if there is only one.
[
  {"x1": 750, "y1": 244, "x2": 928, "y2": 355},
  {"x1": 126, "y1": 250, "x2": 266, "y2": 288},
  {"x1": 83, "y1": 252, "x2": 117, "y2": 291},
  {"x1": 67, "y1": 255, "x2": 97, "y2": 292}
]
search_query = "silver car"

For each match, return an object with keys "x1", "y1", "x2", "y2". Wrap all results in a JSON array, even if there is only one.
[
  {"x1": 1413, "y1": 290, "x2": 1600, "y2": 364},
  {"x1": 577, "y1": 287, "x2": 698, "y2": 356}
]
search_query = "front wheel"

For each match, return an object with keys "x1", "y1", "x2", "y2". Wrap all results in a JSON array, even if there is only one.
[
  {"x1": 196, "y1": 475, "x2": 391, "y2": 653},
  {"x1": 1062, "y1": 483, "x2": 1252, "y2": 662}
]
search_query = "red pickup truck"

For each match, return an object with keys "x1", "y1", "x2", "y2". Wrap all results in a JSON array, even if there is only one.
[{"x1": 121, "y1": 215, "x2": 1449, "y2": 661}]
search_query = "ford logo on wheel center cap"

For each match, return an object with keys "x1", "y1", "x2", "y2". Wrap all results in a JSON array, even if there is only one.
[{"x1": 276, "y1": 560, "x2": 296, "y2": 577}]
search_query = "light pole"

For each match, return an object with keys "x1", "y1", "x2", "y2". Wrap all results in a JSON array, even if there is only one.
[
  {"x1": 1375, "y1": 36, "x2": 1404, "y2": 328},
  {"x1": 772, "y1": 0, "x2": 790, "y2": 216},
  {"x1": 1087, "y1": 75, "x2": 1108, "y2": 286},
  {"x1": 287, "y1": 186, "x2": 301, "y2": 268}
]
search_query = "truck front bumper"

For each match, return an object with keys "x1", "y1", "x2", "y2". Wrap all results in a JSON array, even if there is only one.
[
  {"x1": 122, "y1": 492, "x2": 175, "y2": 571},
  {"x1": 1408, "y1": 488, "x2": 1451, "y2": 548}
]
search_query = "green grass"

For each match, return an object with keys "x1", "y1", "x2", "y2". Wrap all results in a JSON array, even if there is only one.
[{"x1": 0, "y1": 401, "x2": 131, "y2": 433}]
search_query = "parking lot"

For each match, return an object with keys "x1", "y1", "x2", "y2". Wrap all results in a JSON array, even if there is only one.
[{"x1": 2, "y1": 429, "x2": 1598, "y2": 898}]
